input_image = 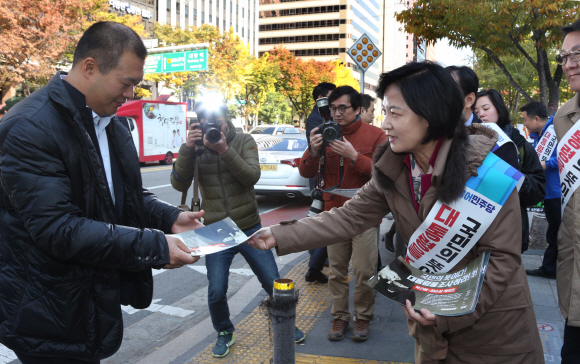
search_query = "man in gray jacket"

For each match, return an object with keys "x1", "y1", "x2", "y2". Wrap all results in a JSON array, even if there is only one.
[{"x1": 171, "y1": 101, "x2": 304, "y2": 357}]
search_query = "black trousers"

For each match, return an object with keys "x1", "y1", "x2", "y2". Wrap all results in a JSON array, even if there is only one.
[
  {"x1": 308, "y1": 247, "x2": 328, "y2": 271},
  {"x1": 562, "y1": 319, "x2": 580, "y2": 363},
  {"x1": 16, "y1": 352, "x2": 99, "y2": 364},
  {"x1": 542, "y1": 198, "x2": 562, "y2": 276}
]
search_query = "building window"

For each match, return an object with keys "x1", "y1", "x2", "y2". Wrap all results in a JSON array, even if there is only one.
[
  {"x1": 260, "y1": 5, "x2": 343, "y2": 18},
  {"x1": 242, "y1": 27, "x2": 244, "y2": 36},
  {"x1": 217, "y1": 0, "x2": 219, "y2": 7},
  {"x1": 217, "y1": 17, "x2": 220, "y2": 26},
  {"x1": 236, "y1": 25, "x2": 238, "y2": 32},
  {"x1": 259, "y1": 19, "x2": 342, "y2": 31},
  {"x1": 185, "y1": 4, "x2": 189, "y2": 18},
  {"x1": 176, "y1": 2, "x2": 180, "y2": 12},
  {"x1": 224, "y1": 20, "x2": 226, "y2": 28},
  {"x1": 202, "y1": 11, "x2": 205, "y2": 22},
  {"x1": 259, "y1": 33, "x2": 342, "y2": 45},
  {"x1": 166, "y1": 0, "x2": 170, "y2": 11},
  {"x1": 242, "y1": 7, "x2": 244, "y2": 17},
  {"x1": 210, "y1": 14, "x2": 212, "y2": 22},
  {"x1": 259, "y1": 48, "x2": 345, "y2": 58}
]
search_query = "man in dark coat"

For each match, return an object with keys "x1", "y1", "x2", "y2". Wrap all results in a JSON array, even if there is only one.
[
  {"x1": 0, "y1": 22, "x2": 203, "y2": 364},
  {"x1": 304, "y1": 82, "x2": 336, "y2": 284},
  {"x1": 446, "y1": 65, "x2": 520, "y2": 169}
]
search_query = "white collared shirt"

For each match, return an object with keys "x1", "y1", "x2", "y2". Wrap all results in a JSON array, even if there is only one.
[
  {"x1": 465, "y1": 113, "x2": 474, "y2": 126},
  {"x1": 92, "y1": 111, "x2": 115, "y2": 204}
]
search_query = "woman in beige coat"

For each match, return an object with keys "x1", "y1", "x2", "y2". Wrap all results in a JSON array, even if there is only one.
[{"x1": 249, "y1": 62, "x2": 543, "y2": 363}]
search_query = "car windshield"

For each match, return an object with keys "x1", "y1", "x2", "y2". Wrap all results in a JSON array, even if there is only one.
[
  {"x1": 283, "y1": 128, "x2": 301, "y2": 134},
  {"x1": 258, "y1": 138, "x2": 308, "y2": 152},
  {"x1": 250, "y1": 127, "x2": 275, "y2": 134}
]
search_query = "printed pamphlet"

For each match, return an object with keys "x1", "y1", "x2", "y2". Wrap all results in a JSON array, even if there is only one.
[{"x1": 369, "y1": 252, "x2": 490, "y2": 316}]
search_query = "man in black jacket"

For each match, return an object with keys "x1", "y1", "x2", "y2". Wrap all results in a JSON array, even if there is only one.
[
  {"x1": 0, "y1": 22, "x2": 203, "y2": 363},
  {"x1": 446, "y1": 65, "x2": 520, "y2": 170},
  {"x1": 305, "y1": 82, "x2": 336, "y2": 144}
]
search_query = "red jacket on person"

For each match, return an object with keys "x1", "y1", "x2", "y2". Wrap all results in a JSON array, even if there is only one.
[{"x1": 299, "y1": 118, "x2": 387, "y2": 211}]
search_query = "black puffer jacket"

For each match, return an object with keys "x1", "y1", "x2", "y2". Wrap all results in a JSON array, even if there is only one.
[
  {"x1": 503, "y1": 124, "x2": 546, "y2": 252},
  {"x1": 0, "y1": 73, "x2": 180, "y2": 360}
]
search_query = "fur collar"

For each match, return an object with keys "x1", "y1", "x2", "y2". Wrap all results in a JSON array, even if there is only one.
[{"x1": 372, "y1": 123, "x2": 497, "y2": 204}]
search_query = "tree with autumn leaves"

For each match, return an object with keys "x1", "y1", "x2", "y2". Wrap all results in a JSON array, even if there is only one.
[
  {"x1": 396, "y1": 0, "x2": 578, "y2": 113},
  {"x1": 0, "y1": 0, "x2": 145, "y2": 103},
  {"x1": 149, "y1": 26, "x2": 359, "y2": 129}
]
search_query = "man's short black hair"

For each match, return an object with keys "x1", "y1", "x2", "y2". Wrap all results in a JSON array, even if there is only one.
[
  {"x1": 519, "y1": 101, "x2": 548, "y2": 120},
  {"x1": 475, "y1": 89, "x2": 511, "y2": 129},
  {"x1": 376, "y1": 61, "x2": 464, "y2": 142},
  {"x1": 73, "y1": 21, "x2": 147, "y2": 74},
  {"x1": 328, "y1": 86, "x2": 362, "y2": 111},
  {"x1": 195, "y1": 101, "x2": 229, "y2": 122},
  {"x1": 446, "y1": 66, "x2": 479, "y2": 97},
  {"x1": 562, "y1": 19, "x2": 580, "y2": 39},
  {"x1": 312, "y1": 82, "x2": 337, "y2": 101},
  {"x1": 361, "y1": 94, "x2": 375, "y2": 110}
]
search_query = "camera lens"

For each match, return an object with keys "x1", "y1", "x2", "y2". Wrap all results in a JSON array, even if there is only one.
[
  {"x1": 206, "y1": 128, "x2": 222, "y2": 144},
  {"x1": 323, "y1": 127, "x2": 337, "y2": 142}
]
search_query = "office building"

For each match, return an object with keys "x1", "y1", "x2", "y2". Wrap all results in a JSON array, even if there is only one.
[
  {"x1": 258, "y1": 0, "x2": 383, "y2": 93},
  {"x1": 108, "y1": 0, "x2": 157, "y2": 33},
  {"x1": 158, "y1": 0, "x2": 259, "y2": 55}
]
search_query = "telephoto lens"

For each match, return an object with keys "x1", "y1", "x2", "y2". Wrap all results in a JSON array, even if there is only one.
[
  {"x1": 308, "y1": 188, "x2": 325, "y2": 217},
  {"x1": 202, "y1": 120, "x2": 223, "y2": 144},
  {"x1": 205, "y1": 128, "x2": 222, "y2": 144}
]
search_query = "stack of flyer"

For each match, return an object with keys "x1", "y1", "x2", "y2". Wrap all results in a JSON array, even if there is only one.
[{"x1": 369, "y1": 252, "x2": 490, "y2": 316}]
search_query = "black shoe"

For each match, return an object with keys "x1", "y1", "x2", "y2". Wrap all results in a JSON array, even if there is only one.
[
  {"x1": 382, "y1": 233, "x2": 395, "y2": 253},
  {"x1": 305, "y1": 269, "x2": 329, "y2": 284},
  {"x1": 526, "y1": 267, "x2": 556, "y2": 279}
]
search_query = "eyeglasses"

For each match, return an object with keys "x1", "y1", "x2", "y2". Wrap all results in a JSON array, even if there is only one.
[
  {"x1": 330, "y1": 105, "x2": 353, "y2": 114},
  {"x1": 556, "y1": 50, "x2": 580, "y2": 66}
]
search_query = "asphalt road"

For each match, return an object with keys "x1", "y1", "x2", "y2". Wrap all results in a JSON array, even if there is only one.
[{"x1": 0, "y1": 161, "x2": 311, "y2": 364}]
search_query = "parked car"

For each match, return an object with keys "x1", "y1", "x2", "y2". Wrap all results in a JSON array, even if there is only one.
[
  {"x1": 254, "y1": 136, "x2": 310, "y2": 198},
  {"x1": 249, "y1": 125, "x2": 303, "y2": 140}
]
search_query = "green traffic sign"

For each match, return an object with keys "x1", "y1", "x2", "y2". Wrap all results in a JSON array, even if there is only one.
[{"x1": 144, "y1": 49, "x2": 208, "y2": 74}]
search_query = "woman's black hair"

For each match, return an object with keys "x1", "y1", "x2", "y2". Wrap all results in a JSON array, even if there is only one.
[
  {"x1": 376, "y1": 61, "x2": 464, "y2": 143},
  {"x1": 474, "y1": 89, "x2": 511, "y2": 129}
]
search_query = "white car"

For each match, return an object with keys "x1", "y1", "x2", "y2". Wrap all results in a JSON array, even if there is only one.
[
  {"x1": 249, "y1": 125, "x2": 304, "y2": 140},
  {"x1": 254, "y1": 136, "x2": 310, "y2": 198}
]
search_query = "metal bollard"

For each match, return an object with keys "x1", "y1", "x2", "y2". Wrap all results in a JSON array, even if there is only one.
[{"x1": 269, "y1": 278, "x2": 296, "y2": 364}]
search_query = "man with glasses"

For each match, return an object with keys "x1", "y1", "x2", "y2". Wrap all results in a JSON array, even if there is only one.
[
  {"x1": 299, "y1": 86, "x2": 387, "y2": 342},
  {"x1": 552, "y1": 18, "x2": 580, "y2": 364}
]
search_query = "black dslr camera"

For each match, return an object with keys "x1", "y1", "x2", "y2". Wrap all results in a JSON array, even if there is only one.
[
  {"x1": 195, "y1": 120, "x2": 222, "y2": 146},
  {"x1": 315, "y1": 97, "x2": 341, "y2": 146}
]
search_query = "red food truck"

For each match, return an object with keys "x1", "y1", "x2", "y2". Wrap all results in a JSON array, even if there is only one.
[{"x1": 117, "y1": 100, "x2": 187, "y2": 165}]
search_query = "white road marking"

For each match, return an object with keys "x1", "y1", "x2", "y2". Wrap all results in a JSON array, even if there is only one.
[
  {"x1": 145, "y1": 184, "x2": 172, "y2": 190},
  {"x1": 0, "y1": 344, "x2": 17, "y2": 364},
  {"x1": 187, "y1": 266, "x2": 255, "y2": 276},
  {"x1": 152, "y1": 268, "x2": 167, "y2": 276},
  {"x1": 121, "y1": 299, "x2": 194, "y2": 318},
  {"x1": 260, "y1": 202, "x2": 294, "y2": 215}
]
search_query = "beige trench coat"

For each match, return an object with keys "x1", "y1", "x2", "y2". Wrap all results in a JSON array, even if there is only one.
[
  {"x1": 270, "y1": 125, "x2": 543, "y2": 363},
  {"x1": 553, "y1": 93, "x2": 580, "y2": 327}
]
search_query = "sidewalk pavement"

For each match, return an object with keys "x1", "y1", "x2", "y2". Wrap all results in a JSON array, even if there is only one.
[{"x1": 165, "y1": 218, "x2": 563, "y2": 364}]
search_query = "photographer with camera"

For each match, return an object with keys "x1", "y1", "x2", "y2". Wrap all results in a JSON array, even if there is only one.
[
  {"x1": 170, "y1": 101, "x2": 305, "y2": 358},
  {"x1": 299, "y1": 86, "x2": 387, "y2": 342}
]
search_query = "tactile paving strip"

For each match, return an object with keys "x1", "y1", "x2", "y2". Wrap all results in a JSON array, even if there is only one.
[{"x1": 187, "y1": 258, "x2": 409, "y2": 364}]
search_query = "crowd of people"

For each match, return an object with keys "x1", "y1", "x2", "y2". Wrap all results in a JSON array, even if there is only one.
[{"x1": 0, "y1": 18, "x2": 579, "y2": 364}]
